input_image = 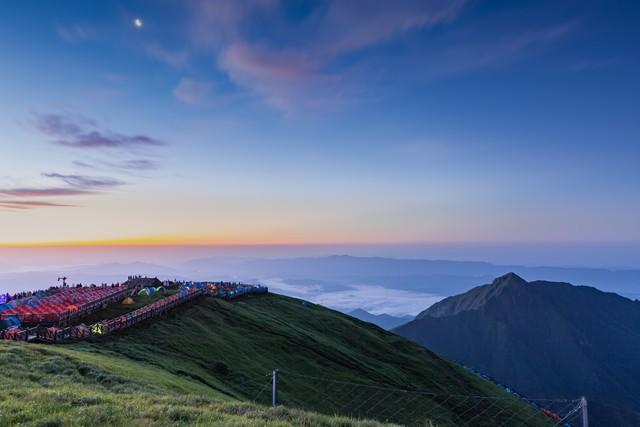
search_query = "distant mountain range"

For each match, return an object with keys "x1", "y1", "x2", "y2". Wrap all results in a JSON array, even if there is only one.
[
  {"x1": 185, "y1": 255, "x2": 640, "y2": 299},
  {"x1": 347, "y1": 308, "x2": 413, "y2": 330},
  {"x1": 3, "y1": 254, "x2": 640, "y2": 314},
  {"x1": 394, "y1": 273, "x2": 640, "y2": 427}
]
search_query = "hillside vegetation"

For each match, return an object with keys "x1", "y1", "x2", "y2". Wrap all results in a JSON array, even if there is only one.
[
  {"x1": 1, "y1": 293, "x2": 550, "y2": 426},
  {"x1": 0, "y1": 342, "x2": 395, "y2": 427}
]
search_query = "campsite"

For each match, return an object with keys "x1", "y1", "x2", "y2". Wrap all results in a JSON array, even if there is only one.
[{"x1": 0, "y1": 277, "x2": 268, "y2": 343}]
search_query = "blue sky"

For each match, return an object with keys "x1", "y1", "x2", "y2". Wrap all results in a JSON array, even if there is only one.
[{"x1": 0, "y1": 0, "x2": 638, "y2": 245}]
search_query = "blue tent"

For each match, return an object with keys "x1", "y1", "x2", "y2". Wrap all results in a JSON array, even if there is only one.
[{"x1": 0, "y1": 316, "x2": 21, "y2": 330}]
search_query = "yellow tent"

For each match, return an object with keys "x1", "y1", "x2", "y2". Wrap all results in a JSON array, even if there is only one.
[{"x1": 122, "y1": 297, "x2": 135, "y2": 305}]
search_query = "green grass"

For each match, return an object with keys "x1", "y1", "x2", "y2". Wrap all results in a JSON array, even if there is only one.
[
  {"x1": 0, "y1": 342, "x2": 394, "y2": 426},
  {"x1": 0, "y1": 293, "x2": 551, "y2": 426}
]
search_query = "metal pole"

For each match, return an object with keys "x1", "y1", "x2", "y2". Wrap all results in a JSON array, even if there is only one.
[
  {"x1": 581, "y1": 396, "x2": 588, "y2": 427},
  {"x1": 272, "y1": 370, "x2": 278, "y2": 407}
]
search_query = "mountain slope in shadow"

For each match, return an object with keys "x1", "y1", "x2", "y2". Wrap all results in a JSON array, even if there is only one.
[{"x1": 394, "y1": 273, "x2": 640, "y2": 427}]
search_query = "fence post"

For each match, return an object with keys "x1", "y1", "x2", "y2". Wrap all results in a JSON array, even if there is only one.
[
  {"x1": 272, "y1": 369, "x2": 278, "y2": 407},
  {"x1": 581, "y1": 396, "x2": 588, "y2": 427}
]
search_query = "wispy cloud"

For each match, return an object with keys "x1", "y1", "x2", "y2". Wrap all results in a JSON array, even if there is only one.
[
  {"x1": 0, "y1": 113, "x2": 166, "y2": 212},
  {"x1": 181, "y1": 0, "x2": 579, "y2": 114},
  {"x1": 429, "y1": 21, "x2": 579, "y2": 75},
  {"x1": 73, "y1": 159, "x2": 160, "y2": 173},
  {"x1": 0, "y1": 173, "x2": 124, "y2": 210},
  {"x1": 32, "y1": 113, "x2": 164, "y2": 150},
  {"x1": 0, "y1": 188, "x2": 94, "y2": 197},
  {"x1": 0, "y1": 172, "x2": 124, "y2": 199},
  {"x1": 56, "y1": 23, "x2": 94, "y2": 43},
  {"x1": 144, "y1": 43, "x2": 190, "y2": 68},
  {"x1": 187, "y1": 0, "x2": 467, "y2": 113},
  {"x1": 0, "y1": 200, "x2": 73, "y2": 210},
  {"x1": 173, "y1": 78, "x2": 214, "y2": 105},
  {"x1": 317, "y1": 0, "x2": 466, "y2": 56},
  {"x1": 219, "y1": 43, "x2": 326, "y2": 112},
  {"x1": 120, "y1": 159, "x2": 159, "y2": 171},
  {"x1": 42, "y1": 173, "x2": 126, "y2": 189}
]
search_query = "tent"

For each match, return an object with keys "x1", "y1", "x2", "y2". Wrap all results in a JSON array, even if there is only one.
[
  {"x1": 0, "y1": 316, "x2": 21, "y2": 330},
  {"x1": 91, "y1": 323, "x2": 106, "y2": 335},
  {"x1": 121, "y1": 297, "x2": 135, "y2": 305},
  {"x1": 138, "y1": 288, "x2": 151, "y2": 296}
]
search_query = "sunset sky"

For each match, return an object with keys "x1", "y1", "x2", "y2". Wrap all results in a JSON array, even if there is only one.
[{"x1": 1, "y1": 0, "x2": 639, "y2": 246}]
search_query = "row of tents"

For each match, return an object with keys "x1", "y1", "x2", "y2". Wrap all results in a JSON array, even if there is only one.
[
  {"x1": 137, "y1": 286, "x2": 164, "y2": 296},
  {"x1": 0, "y1": 285, "x2": 130, "y2": 325},
  {"x1": 1, "y1": 281, "x2": 269, "y2": 343}
]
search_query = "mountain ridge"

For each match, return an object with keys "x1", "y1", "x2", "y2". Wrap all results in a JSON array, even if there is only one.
[
  {"x1": 395, "y1": 273, "x2": 640, "y2": 426},
  {"x1": 347, "y1": 308, "x2": 413, "y2": 330}
]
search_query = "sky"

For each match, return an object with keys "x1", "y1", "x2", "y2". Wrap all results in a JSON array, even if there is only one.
[{"x1": 1, "y1": 0, "x2": 639, "y2": 247}]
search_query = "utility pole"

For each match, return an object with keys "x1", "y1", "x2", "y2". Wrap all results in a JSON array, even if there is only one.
[
  {"x1": 272, "y1": 369, "x2": 279, "y2": 407},
  {"x1": 581, "y1": 396, "x2": 588, "y2": 427}
]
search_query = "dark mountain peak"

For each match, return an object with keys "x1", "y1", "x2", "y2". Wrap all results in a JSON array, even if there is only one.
[
  {"x1": 492, "y1": 272, "x2": 527, "y2": 287},
  {"x1": 396, "y1": 277, "x2": 640, "y2": 426},
  {"x1": 416, "y1": 273, "x2": 528, "y2": 319}
]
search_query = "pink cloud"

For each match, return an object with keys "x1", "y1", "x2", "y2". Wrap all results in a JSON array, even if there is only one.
[
  {"x1": 0, "y1": 200, "x2": 73, "y2": 210},
  {"x1": 183, "y1": 0, "x2": 576, "y2": 114},
  {"x1": 189, "y1": 0, "x2": 466, "y2": 113},
  {"x1": 0, "y1": 188, "x2": 95, "y2": 197},
  {"x1": 219, "y1": 43, "x2": 321, "y2": 112}
]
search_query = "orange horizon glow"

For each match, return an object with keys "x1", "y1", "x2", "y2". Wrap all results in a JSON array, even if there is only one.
[
  {"x1": 0, "y1": 237, "x2": 301, "y2": 248},
  {"x1": 0, "y1": 237, "x2": 623, "y2": 248},
  {"x1": 0, "y1": 235, "x2": 431, "y2": 248}
]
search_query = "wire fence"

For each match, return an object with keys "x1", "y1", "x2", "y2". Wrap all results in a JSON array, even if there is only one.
[
  {"x1": 212, "y1": 370, "x2": 274, "y2": 403},
  {"x1": 256, "y1": 370, "x2": 588, "y2": 427}
]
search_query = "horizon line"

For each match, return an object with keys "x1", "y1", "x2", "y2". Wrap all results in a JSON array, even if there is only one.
[{"x1": 0, "y1": 239, "x2": 638, "y2": 248}]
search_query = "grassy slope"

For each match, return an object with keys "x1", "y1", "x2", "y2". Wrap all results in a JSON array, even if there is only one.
[
  {"x1": 0, "y1": 343, "x2": 392, "y2": 427},
  {"x1": 1, "y1": 293, "x2": 550, "y2": 426}
]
